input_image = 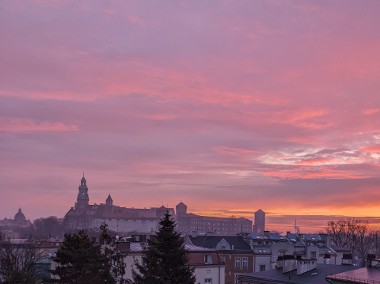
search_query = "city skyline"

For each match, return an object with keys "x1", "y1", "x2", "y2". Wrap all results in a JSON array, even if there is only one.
[{"x1": 1, "y1": 1, "x2": 380, "y2": 233}]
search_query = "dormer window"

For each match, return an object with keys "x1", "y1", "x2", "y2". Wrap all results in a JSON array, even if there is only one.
[{"x1": 204, "y1": 254, "x2": 212, "y2": 264}]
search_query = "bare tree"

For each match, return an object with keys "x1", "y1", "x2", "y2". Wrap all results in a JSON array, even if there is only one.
[
  {"x1": 325, "y1": 219, "x2": 375, "y2": 266},
  {"x1": 0, "y1": 238, "x2": 46, "y2": 283}
]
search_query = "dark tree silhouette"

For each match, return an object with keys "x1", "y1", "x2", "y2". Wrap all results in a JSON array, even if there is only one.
[
  {"x1": 325, "y1": 219, "x2": 376, "y2": 266},
  {"x1": 133, "y1": 212, "x2": 195, "y2": 284},
  {"x1": 0, "y1": 237, "x2": 45, "y2": 284},
  {"x1": 33, "y1": 216, "x2": 64, "y2": 239},
  {"x1": 52, "y1": 224, "x2": 125, "y2": 283},
  {"x1": 99, "y1": 223, "x2": 126, "y2": 284}
]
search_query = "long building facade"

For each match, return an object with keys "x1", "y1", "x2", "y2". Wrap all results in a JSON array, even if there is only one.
[
  {"x1": 64, "y1": 175, "x2": 174, "y2": 233},
  {"x1": 176, "y1": 202, "x2": 252, "y2": 235},
  {"x1": 64, "y1": 175, "x2": 253, "y2": 235}
]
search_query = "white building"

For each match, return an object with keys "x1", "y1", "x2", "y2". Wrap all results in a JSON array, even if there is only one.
[{"x1": 120, "y1": 241, "x2": 225, "y2": 284}]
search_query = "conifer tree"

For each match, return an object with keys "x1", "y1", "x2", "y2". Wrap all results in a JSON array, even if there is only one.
[
  {"x1": 133, "y1": 212, "x2": 195, "y2": 284},
  {"x1": 53, "y1": 224, "x2": 125, "y2": 283},
  {"x1": 99, "y1": 223, "x2": 126, "y2": 283}
]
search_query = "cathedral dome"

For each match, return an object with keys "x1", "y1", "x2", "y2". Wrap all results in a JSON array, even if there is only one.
[{"x1": 14, "y1": 208, "x2": 26, "y2": 224}]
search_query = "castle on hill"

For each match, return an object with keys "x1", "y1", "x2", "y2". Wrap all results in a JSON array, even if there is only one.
[{"x1": 64, "y1": 175, "x2": 253, "y2": 235}]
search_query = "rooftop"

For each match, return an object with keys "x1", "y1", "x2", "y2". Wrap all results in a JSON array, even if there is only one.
[
  {"x1": 238, "y1": 264, "x2": 357, "y2": 284},
  {"x1": 188, "y1": 235, "x2": 252, "y2": 251},
  {"x1": 326, "y1": 267, "x2": 380, "y2": 283}
]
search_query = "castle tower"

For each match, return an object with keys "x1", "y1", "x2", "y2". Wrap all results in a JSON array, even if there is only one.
[
  {"x1": 253, "y1": 209, "x2": 265, "y2": 235},
  {"x1": 105, "y1": 194, "x2": 113, "y2": 214},
  {"x1": 106, "y1": 194, "x2": 113, "y2": 206},
  {"x1": 75, "y1": 174, "x2": 89, "y2": 211},
  {"x1": 176, "y1": 202, "x2": 187, "y2": 217}
]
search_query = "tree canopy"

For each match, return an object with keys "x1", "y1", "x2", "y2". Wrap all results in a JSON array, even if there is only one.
[
  {"x1": 133, "y1": 212, "x2": 195, "y2": 284},
  {"x1": 52, "y1": 224, "x2": 125, "y2": 283}
]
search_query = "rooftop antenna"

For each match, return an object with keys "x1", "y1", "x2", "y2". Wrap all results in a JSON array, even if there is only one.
[{"x1": 294, "y1": 220, "x2": 300, "y2": 234}]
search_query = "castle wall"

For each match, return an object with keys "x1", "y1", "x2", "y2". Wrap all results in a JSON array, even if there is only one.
[{"x1": 91, "y1": 218, "x2": 158, "y2": 233}]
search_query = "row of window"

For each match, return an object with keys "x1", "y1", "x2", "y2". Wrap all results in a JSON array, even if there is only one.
[{"x1": 235, "y1": 256, "x2": 248, "y2": 268}]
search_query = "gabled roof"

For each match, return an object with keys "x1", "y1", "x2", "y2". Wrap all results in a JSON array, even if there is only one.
[
  {"x1": 302, "y1": 234, "x2": 323, "y2": 242},
  {"x1": 251, "y1": 231, "x2": 284, "y2": 241},
  {"x1": 188, "y1": 235, "x2": 252, "y2": 251}
]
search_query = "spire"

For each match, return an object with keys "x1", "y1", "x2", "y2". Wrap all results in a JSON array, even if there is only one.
[
  {"x1": 81, "y1": 172, "x2": 86, "y2": 186},
  {"x1": 76, "y1": 174, "x2": 89, "y2": 211},
  {"x1": 106, "y1": 194, "x2": 113, "y2": 206}
]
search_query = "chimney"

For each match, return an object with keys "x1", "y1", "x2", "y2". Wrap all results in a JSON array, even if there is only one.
[
  {"x1": 276, "y1": 256, "x2": 284, "y2": 269},
  {"x1": 342, "y1": 254, "x2": 353, "y2": 265},
  {"x1": 324, "y1": 253, "x2": 331, "y2": 264},
  {"x1": 297, "y1": 259, "x2": 317, "y2": 275},
  {"x1": 367, "y1": 254, "x2": 377, "y2": 267},
  {"x1": 283, "y1": 255, "x2": 297, "y2": 273}
]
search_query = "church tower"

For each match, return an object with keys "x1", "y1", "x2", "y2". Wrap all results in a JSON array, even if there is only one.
[
  {"x1": 106, "y1": 194, "x2": 113, "y2": 206},
  {"x1": 105, "y1": 194, "x2": 113, "y2": 214},
  {"x1": 176, "y1": 202, "x2": 187, "y2": 217},
  {"x1": 75, "y1": 174, "x2": 89, "y2": 211}
]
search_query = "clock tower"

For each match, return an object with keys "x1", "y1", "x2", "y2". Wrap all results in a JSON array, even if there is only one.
[{"x1": 75, "y1": 173, "x2": 89, "y2": 211}]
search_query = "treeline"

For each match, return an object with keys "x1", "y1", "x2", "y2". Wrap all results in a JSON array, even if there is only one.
[
  {"x1": 0, "y1": 224, "x2": 125, "y2": 284},
  {"x1": 325, "y1": 219, "x2": 380, "y2": 267},
  {"x1": 1, "y1": 213, "x2": 196, "y2": 284},
  {"x1": 16, "y1": 216, "x2": 65, "y2": 239}
]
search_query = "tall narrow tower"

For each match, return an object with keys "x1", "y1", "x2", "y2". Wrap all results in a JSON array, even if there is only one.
[
  {"x1": 254, "y1": 209, "x2": 265, "y2": 235},
  {"x1": 75, "y1": 174, "x2": 89, "y2": 211},
  {"x1": 176, "y1": 202, "x2": 187, "y2": 217},
  {"x1": 106, "y1": 194, "x2": 113, "y2": 206}
]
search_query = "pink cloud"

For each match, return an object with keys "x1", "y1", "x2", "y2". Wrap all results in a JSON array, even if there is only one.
[
  {"x1": 1, "y1": 0, "x2": 380, "y2": 229},
  {"x1": 214, "y1": 146, "x2": 258, "y2": 157},
  {"x1": 361, "y1": 144, "x2": 380, "y2": 154},
  {"x1": 0, "y1": 118, "x2": 79, "y2": 133},
  {"x1": 362, "y1": 108, "x2": 380, "y2": 116}
]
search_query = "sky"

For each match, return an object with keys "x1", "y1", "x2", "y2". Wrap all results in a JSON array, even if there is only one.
[{"x1": 1, "y1": 0, "x2": 380, "y2": 233}]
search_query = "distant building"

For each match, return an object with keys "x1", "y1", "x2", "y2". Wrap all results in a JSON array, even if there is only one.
[
  {"x1": 0, "y1": 208, "x2": 31, "y2": 228},
  {"x1": 119, "y1": 240, "x2": 225, "y2": 284},
  {"x1": 187, "y1": 234, "x2": 253, "y2": 284},
  {"x1": 253, "y1": 209, "x2": 265, "y2": 235},
  {"x1": 64, "y1": 175, "x2": 174, "y2": 233},
  {"x1": 64, "y1": 175, "x2": 252, "y2": 235},
  {"x1": 0, "y1": 208, "x2": 32, "y2": 238},
  {"x1": 176, "y1": 202, "x2": 252, "y2": 235}
]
